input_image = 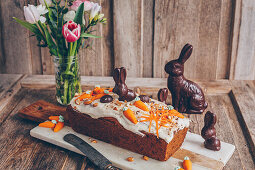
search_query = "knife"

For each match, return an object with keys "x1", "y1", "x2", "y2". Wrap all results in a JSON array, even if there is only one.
[{"x1": 63, "y1": 134, "x2": 121, "y2": 170}]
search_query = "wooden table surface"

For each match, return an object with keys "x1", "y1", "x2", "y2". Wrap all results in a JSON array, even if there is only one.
[{"x1": 0, "y1": 74, "x2": 254, "y2": 170}]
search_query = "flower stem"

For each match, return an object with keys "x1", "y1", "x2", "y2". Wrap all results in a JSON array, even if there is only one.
[{"x1": 63, "y1": 79, "x2": 69, "y2": 105}]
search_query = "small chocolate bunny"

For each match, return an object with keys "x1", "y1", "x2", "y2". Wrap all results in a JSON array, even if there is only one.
[
  {"x1": 113, "y1": 67, "x2": 136, "y2": 101},
  {"x1": 157, "y1": 88, "x2": 168, "y2": 103},
  {"x1": 165, "y1": 44, "x2": 207, "y2": 114},
  {"x1": 201, "y1": 111, "x2": 221, "y2": 151}
]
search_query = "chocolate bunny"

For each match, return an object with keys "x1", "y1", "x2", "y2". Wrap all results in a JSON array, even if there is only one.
[
  {"x1": 113, "y1": 67, "x2": 136, "y2": 101},
  {"x1": 165, "y1": 44, "x2": 207, "y2": 114},
  {"x1": 201, "y1": 111, "x2": 221, "y2": 151}
]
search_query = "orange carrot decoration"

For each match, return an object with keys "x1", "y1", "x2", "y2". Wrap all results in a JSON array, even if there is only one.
[
  {"x1": 123, "y1": 107, "x2": 138, "y2": 124},
  {"x1": 49, "y1": 116, "x2": 59, "y2": 121},
  {"x1": 134, "y1": 97, "x2": 149, "y2": 111},
  {"x1": 183, "y1": 156, "x2": 192, "y2": 170},
  {"x1": 92, "y1": 93, "x2": 106, "y2": 100},
  {"x1": 54, "y1": 122, "x2": 64, "y2": 132},
  {"x1": 75, "y1": 90, "x2": 92, "y2": 101},
  {"x1": 174, "y1": 166, "x2": 184, "y2": 170},
  {"x1": 93, "y1": 85, "x2": 104, "y2": 94},
  {"x1": 168, "y1": 109, "x2": 184, "y2": 119},
  {"x1": 39, "y1": 120, "x2": 56, "y2": 128}
]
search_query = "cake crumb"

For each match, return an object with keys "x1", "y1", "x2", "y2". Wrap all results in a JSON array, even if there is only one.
[
  {"x1": 91, "y1": 140, "x2": 97, "y2": 143},
  {"x1": 93, "y1": 103, "x2": 98, "y2": 107},
  {"x1": 113, "y1": 107, "x2": 118, "y2": 111},
  {"x1": 143, "y1": 156, "x2": 149, "y2": 161},
  {"x1": 126, "y1": 157, "x2": 134, "y2": 162}
]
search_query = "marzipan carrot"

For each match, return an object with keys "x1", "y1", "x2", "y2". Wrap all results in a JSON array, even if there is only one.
[
  {"x1": 183, "y1": 156, "x2": 192, "y2": 170},
  {"x1": 169, "y1": 109, "x2": 184, "y2": 119},
  {"x1": 93, "y1": 86, "x2": 104, "y2": 94},
  {"x1": 54, "y1": 122, "x2": 64, "y2": 132},
  {"x1": 174, "y1": 166, "x2": 184, "y2": 170},
  {"x1": 49, "y1": 116, "x2": 59, "y2": 121},
  {"x1": 84, "y1": 100, "x2": 93, "y2": 105},
  {"x1": 75, "y1": 90, "x2": 93, "y2": 101},
  {"x1": 39, "y1": 121, "x2": 56, "y2": 128},
  {"x1": 123, "y1": 107, "x2": 138, "y2": 124},
  {"x1": 92, "y1": 93, "x2": 106, "y2": 100},
  {"x1": 134, "y1": 100, "x2": 149, "y2": 111}
]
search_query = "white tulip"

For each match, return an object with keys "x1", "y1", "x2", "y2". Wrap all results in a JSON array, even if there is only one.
[
  {"x1": 63, "y1": 11, "x2": 76, "y2": 22},
  {"x1": 39, "y1": 0, "x2": 52, "y2": 6},
  {"x1": 90, "y1": 3, "x2": 101, "y2": 19},
  {"x1": 36, "y1": 4, "x2": 48, "y2": 15},
  {"x1": 24, "y1": 5, "x2": 40, "y2": 24}
]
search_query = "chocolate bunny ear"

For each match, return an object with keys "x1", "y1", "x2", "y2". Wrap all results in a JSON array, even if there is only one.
[
  {"x1": 113, "y1": 67, "x2": 127, "y2": 84},
  {"x1": 113, "y1": 68, "x2": 121, "y2": 84},
  {"x1": 178, "y1": 44, "x2": 193, "y2": 64},
  {"x1": 119, "y1": 67, "x2": 127, "y2": 84},
  {"x1": 204, "y1": 111, "x2": 217, "y2": 127}
]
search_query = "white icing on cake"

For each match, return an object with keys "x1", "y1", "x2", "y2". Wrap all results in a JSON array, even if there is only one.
[{"x1": 70, "y1": 92, "x2": 189, "y2": 143}]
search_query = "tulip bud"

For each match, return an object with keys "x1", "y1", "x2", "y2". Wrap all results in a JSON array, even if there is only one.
[
  {"x1": 62, "y1": 21, "x2": 81, "y2": 42},
  {"x1": 24, "y1": 5, "x2": 40, "y2": 24}
]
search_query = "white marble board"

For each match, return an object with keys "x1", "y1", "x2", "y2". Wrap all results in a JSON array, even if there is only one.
[{"x1": 30, "y1": 126, "x2": 235, "y2": 170}]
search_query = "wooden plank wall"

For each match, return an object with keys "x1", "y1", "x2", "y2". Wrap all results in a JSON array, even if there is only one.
[{"x1": 0, "y1": 0, "x2": 254, "y2": 80}]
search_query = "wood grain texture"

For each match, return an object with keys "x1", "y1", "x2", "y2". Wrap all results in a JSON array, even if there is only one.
[
  {"x1": 20, "y1": 75, "x2": 232, "y2": 95},
  {"x1": 230, "y1": 80, "x2": 255, "y2": 162},
  {"x1": 153, "y1": 0, "x2": 227, "y2": 80},
  {"x1": 216, "y1": 0, "x2": 234, "y2": 79},
  {"x1": 113, "y1": 0, "x2": 143, "y2": 77},
  {"x1": 79, "y1": 0, "x2": 113, "y2": 77},
  {"x1": 17, "y1": 100, "x2": 68, "y2": 124},
  {"x1": 0, "y1": 1, "x2": 254, "y2": 80},
  {"x1": 188, "y1": 94, "x2": 251, "y2": 170},
  {"x1": 0, "y1": 88, "x2": 87, "y2": 170},
  {"x1": 229, "y1": 0, "x2": 242, "y2": 80},
  {"x1": 231, "y1": 0, "x2": 255, "y2": 80},
  {"x1": 142, "y1": 0, "x2": 154, "y2": 77},
  {"x1": 1, "y1": 74, "x2": 255, "y2": 169},
  {"x1": 153, "y1": 0, "x2": 201, "y2": 78},
  {"x1": 0, "y1": 0, "x2": 32, "y2": 74},
  {"x1": 0, "y1": 2, "x2": 4, "y2": 74},
  {"x1": 0, "y1": 74, "x2": 24, "y2": 112}
]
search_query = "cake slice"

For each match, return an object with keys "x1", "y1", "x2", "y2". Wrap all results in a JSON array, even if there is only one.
[{"x1": 67, "y1": 87, "x2": 189, "y2": 161}]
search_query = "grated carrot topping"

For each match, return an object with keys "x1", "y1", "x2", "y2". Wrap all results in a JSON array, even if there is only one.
[{"x1": 139, "y1": 105, "x2": 184, "y2": 138}]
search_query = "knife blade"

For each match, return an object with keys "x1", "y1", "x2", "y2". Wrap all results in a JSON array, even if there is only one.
[{"x1": 63, "y1": 134, "x2": 121, "y2": 170}]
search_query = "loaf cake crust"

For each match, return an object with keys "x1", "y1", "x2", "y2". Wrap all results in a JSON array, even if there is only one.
[{"x1": 67, "y1": 105, "x2": 188, "y2": 161}]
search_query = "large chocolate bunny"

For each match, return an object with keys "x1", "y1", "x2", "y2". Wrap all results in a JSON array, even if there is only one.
[
  {"x1": 165, "y1": 44, "x2": 207, "y2": 114},
  {"x1": 113, "y1": 67, "x2": 136, "y2": 101}
]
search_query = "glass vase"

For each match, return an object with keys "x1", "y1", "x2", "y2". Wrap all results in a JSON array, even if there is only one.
[{"x1": 53, "y1": 55, "x2": 82, "y2": 105}]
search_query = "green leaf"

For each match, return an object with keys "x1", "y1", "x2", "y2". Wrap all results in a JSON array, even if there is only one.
[
  {"x1": 43, "y1": 25, "x2": 57, "y2": 55},
  {"x1": 74, "y1": 3, "x2": 84, "y2": 25},
  {"x1": 13, "y1": 17, "x2": 39, "y2": 34},
  {"x1": 80, "y1": 33, "x2": 101, "y2": 38},
  {"x1": 62, "y1": 8, "x2": 68, "y2": 14}
]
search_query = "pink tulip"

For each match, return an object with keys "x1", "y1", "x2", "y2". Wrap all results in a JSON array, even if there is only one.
[
  {"x1": 62, "y1": 21, "x2": 81, "y2": 42},
  {"x1": 71, "y1": 0, "x2": 92, "y2": 11}
]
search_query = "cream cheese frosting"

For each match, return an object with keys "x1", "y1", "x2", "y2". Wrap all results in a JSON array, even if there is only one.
[{"x1": 70, "y1": 92, "x2": 190, "y2": 143}]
